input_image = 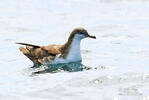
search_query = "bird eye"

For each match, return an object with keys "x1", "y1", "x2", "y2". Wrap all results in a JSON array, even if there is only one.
[{"x1": 80, "y1": 31, "x2": 84, "y2": 34}]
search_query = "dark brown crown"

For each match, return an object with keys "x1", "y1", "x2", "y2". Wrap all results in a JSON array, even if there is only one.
[
  {"x1": 71, "y1": 28, "x2": 89, "y2": 36},
  {"x1": 68, "y1": 28, "x2": 89, "y2": 41}
]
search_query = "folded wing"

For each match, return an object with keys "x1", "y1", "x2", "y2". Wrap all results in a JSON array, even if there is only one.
[{"x1": 17, "y1": 42, "x2": 62, "y2": 65}]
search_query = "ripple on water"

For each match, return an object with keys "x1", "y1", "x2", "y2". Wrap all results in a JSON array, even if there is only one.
[
  {"x1": 90, "y1": 73, "x2": 149, "y2": 86},
  {"x1": 119, "y1": 86, "x2": 143, "y2": 96}
]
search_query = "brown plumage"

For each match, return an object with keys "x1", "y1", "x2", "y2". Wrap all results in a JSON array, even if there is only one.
[{"x1": 17, "y1": 28, "x2": 96, "y2": 66}]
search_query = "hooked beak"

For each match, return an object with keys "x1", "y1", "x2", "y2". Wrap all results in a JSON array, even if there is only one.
[{"x1": 88, "y1": 35, "x2": 96, "y2": 39}]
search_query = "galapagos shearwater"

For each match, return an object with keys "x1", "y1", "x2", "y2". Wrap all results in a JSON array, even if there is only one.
[{"x1": 17, "y1": 28, "x2": 96, "y2": 66}]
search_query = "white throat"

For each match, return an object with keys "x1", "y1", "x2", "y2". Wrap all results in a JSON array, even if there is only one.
[
  {"x1": 66, "y1": 35, "x2": 82, "y2": 61},
  {"x1": 50, "y1": 34, "x2": 83, "y2": 64}
]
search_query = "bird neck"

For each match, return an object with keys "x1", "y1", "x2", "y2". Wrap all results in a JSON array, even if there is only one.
[
  {"x1": 60, "y1": 35, "x2": 82, "y2": 61},
  {"x1": 66, "y1": 37, "x2": 82, "y2": 61}
]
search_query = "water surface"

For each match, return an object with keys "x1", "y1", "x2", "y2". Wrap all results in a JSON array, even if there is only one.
[{"x1": 0, "y1": 0, "x2": 149, "y2": 100}]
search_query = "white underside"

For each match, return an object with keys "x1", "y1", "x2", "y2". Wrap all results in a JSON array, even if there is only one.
[{"x1": 50, "y1": 34, "x2": 83, "y2": 64}]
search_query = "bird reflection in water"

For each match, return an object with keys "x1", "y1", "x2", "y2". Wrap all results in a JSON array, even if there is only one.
[{"x1": 32, "y1": 61, "x2": 91, "y2": 74}]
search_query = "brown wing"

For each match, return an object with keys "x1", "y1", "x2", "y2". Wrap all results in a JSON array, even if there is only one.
[
  {"x1": 33, "y1": 45, "x2": 63, "y2": 64},
  {"x1": 17, "y1": 43, "x2": 62, "y2": 65},
  {"x1": 41, "y1": 44, "x2": 62, "y2": 55}
]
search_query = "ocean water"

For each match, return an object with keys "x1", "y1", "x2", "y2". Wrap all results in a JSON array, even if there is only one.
[{"x1": 0, "y1": 0, "x2": 149, "y2": 100}]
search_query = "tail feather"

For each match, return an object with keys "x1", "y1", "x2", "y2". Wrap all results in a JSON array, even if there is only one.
[{"x1": 16, "y1": 42, "x2": 40, "y2": 48}]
